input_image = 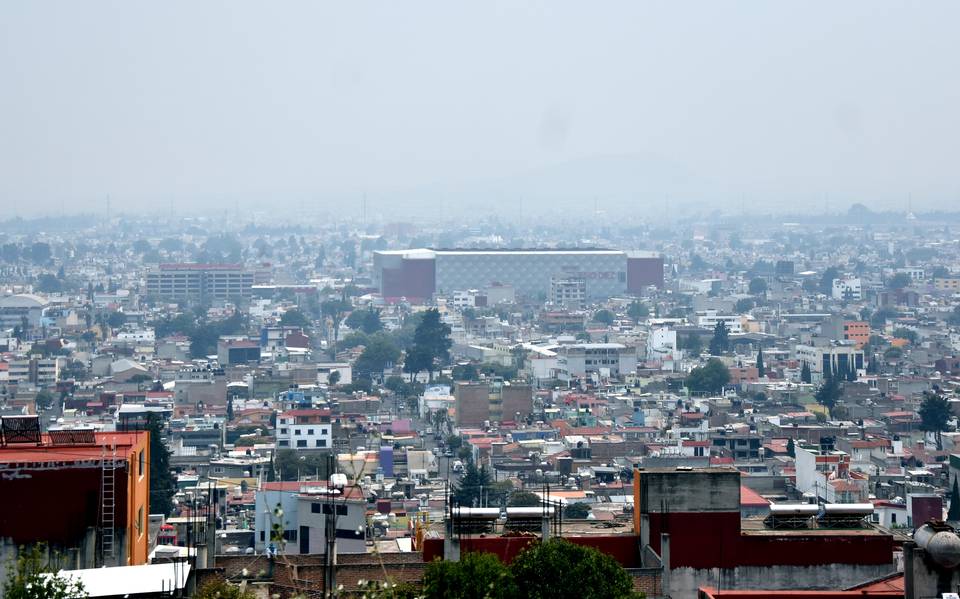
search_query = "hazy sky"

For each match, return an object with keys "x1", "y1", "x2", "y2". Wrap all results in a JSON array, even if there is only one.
[{"x1": 2, "y1": 1, "x2": 959, "y2": 218}]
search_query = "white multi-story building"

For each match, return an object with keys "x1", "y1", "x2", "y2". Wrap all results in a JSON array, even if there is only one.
[
  {"x1": 255, "y1": 482, "x2": 367, "y2": 555},
  {"x1": 555, "y1": 343, "x2": 637, "y2": 380},
  {"x1": 6, "y1": 357, "x2": 61, "y2": 386},
  {"x1": 550, "y1": 277, "x2": 587, "y2": 310},
  {"x1": 452, "y1": 289, "x2": 482, "y2": 310},
  {"x1": 695, "y1": 311, "x2": 743, "y2": 334},
  {"x1": 276, "y1": 409, "x2": 333, "y2": 450},
  {"x1": 646, "y1": 327, "x2": 682, "y2": 370},
  {"x1": 831, "y1": 278, "x2": 862, "y2": 300},
  {"x1": 795, "y1": 342, "x2": 864, "y2": 378}
]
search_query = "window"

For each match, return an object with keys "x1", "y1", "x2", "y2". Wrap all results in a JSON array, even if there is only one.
[
  {"x1": 316, "y1": 440, "x2": 326, "y2": 447},
  {"x1": 278, "y1": 440, "x2": 289, "y2": 447},
  {"x1": 296, "y1": 440, "x2": 307, "y2": 448},
  {"x1": 307, "y1": 429, "x2": 314, "y2": 435},
  {"x1": 295, "y1": 429, "x2": 301, "y2": 435},
  {"x1": 280, "y1": 428, "x2": 288, "y2": 434},
  {"x1": 138, "y1": 450, "x2": 145, "y2": 477},
  {"x1": 283, "y1": 529, "x2": 298, "y2": 541},
  {"x1": 136, "y1": 506, "x2": 143, "y2": 536},
  {"x1": 891, "y1": 513, "x2": 897, "y2": 523},
  {"x1": 321, "y1": 428, "x2": 328, "y2": 435}
]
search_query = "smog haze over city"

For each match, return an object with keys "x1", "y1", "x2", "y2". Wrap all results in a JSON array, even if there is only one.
[
  {"x1": 2, "y1": 1, "x2": 960, "y2": 221},
  {"x1": 6, "y1": 3, "x2": 960, "y2": 599}
]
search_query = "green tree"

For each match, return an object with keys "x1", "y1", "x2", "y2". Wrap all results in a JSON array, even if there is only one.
[
  {"x1": 786, "y1": 437, "x2": 796, "y2": 458},
  {"x1": 507, "y1": 490, "x2": 542, "y2": 507},
  {"x1": 627, "y1": 300, "x2": 649, "y2": 323},
  {"x1": 919, "y1": 391, "x2": 952, "y2": 451},
  {"x1": 3, "y1": 544, "x2": 87, "y2": 599},
  {"x1": 146, "y1": 414, "x2": 177, "y2": 516},
  {"x1": 274, "y1": 448, "x2": 333, "y2": 481},
  {"x1": 406, "y1": 309, "x2": 451, "y2": 381},
  {"x1": 800, "y1": 362, "x2": 812, "y2": 384},
  {"x1": 593, "y1": 309, "x2": 615, "y2": 326},
  {"x1": 321, "y1": 298, "x2": 351, "y2": 357},
  {"x1": 814, "y1": 372, "x2": 841, "y2": 417},
  {"x1": 423, "y1": 551, "x2": 517, "y2": 599},
  {"x1": 511, "y1": 538, "x2": 641, "y2": 599},
  {"x1": 354, "y1": 334, "x2": 401, "y2": 381},
  {"x1": 34, "y1": 390, "x2": 55, "y2": 411},
  {"x1": 194, "y1": 579, "x2": 255, "y2": 599},
  {"x1": 887, "y1": 272, "x2": 912, "y2": 290},
  {"x1": 735, "y1": 298, "x2": 755, "y2": 314},
  {"x1": 948, "y1": 306, "x2": 960, "y2": 327},
  {"x1": 756, "y1": 347, "x2": 765, "y2": 378},
  {"x1": 680, "y1": 334, "x2": 702, "y2": 356},
  {"x1": 819, "y1": 267, "x2": 839, "y2": 295},
  {"x1": 686, "y1": 358, "x2": 731, "y2": 394},
  {"x1": 563, "y1": 502, "x2": 591, "y2": 519},
  {"x1": 845, "y1": 360, "x2": 857, "y2": 382},
  {"x1": 949, "y1": 478, "x2": 960, "y2": 522},
  {"x1": 346, "y1": 307, "x2": 384, "y2": 335},
  {"x1": 327, "y1": 370, "x2": 341, "y2": 386},
  {"x1": 892, "y1": 328, "x2": 918, "y2": 344},
  {"x1": 453, "y1": 461, "x2": 494, "y2": 507},
  {"x1": 279, "y1": 308, "x2": 311, "y2": 329},
  {"x1": 748, "y1": 277, "x2": 767, "y2": 295},
  {"x1": 709, "y1": 320, "x2": 729, "y2": 355},
  {"x1": 871, "y1": 307, "x2": 898, "y2": 329},
  {"x1": 452, "y1": 363, "x2": 480, "y2": 381},
  {"x1": 35, "y1": 273, "x2": 62, "y2": 293}
]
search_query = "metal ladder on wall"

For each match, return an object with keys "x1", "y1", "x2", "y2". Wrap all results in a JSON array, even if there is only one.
[{"x1": 100, "y1": 444, "x2": 117, "y2": 564}]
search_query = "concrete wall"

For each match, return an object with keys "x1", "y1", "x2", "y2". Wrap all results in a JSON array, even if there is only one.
[
  {"x1": 637, "y1": 468, "x2": 741, "y2": 513},
  {"x1": 455, "y1": 383, "x2": 490, "y2": 427},
  {"x1": 500, "y1": 384, "x2": 533, "y2": 422},
  {"x1": 669, "y1": 563, "x2": 896, "y2": 599}
]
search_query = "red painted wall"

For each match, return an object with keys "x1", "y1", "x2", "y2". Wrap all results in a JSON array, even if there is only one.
[
  {"x1": 382, "y1": 258, "x2": 436, "y2": 302},
  {"x1": 0, "y1": 465, "x2": 129, "y2": 545},
  {"x1": 627, "y1": 257, "x2": 664, "y2": 291},
  {"x1": 422, "y1": 534, "x2": 640, "y2": 567},
  {"x1": 645, "y1": 512, "x2": 893, "y2": 569}
]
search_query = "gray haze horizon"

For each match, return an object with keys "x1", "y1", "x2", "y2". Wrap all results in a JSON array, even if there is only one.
[{"x1": 2, "y1": 1, "x2": 959, "y2": 220}]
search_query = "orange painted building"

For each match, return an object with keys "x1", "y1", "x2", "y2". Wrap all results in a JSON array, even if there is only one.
[
  {"x1": 0, "y1": 426, "x2": 150, "y2": 568},
  {"x1": 841, "y1": 320, "x2": 870, "y2": 348}
]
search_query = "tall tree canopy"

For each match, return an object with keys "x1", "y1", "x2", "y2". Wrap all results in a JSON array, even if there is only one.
[
  {"x1": 919, "y1": 391, "x2": 952, "y2": 450},
  {"x1": 709, "y1": 320, "x2": 729, "y2": 355},
  {"x1": 146, "y1": 414, "x2": 177, "y2": 516},
  {"x1": 686, "y1": 358, "x2": 731, "y2": 394}
]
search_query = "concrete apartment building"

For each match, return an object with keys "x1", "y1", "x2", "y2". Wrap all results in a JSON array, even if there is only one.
[
  {"x1": 5, "y1": 356, "x2": 61, "y2": 385},
  {"x1": 276, "y1": 409, "x2": 333, "y2": 450},
  {"x1": 0, "y1": 294, "x2": 49, "y2": 331},
  {"x1": 145, "y1": 263, "x2": 254, "y2": 300},
  {"x1": 454, "y1": 381, "x2": 533, "y2": 427},
  {"x1": 555, "y1": 343, "x2": 638, "y2": 380},
  {"x1": 550, "y1": 276, "x2": 587, "y2": 309},
  {"x1": 254, "y1": 482, "x2": 367, "y2": 555},
  {"x1": 796, "y1": 342, "x2": 865, "y2": 378},
  {"x1": 822, "y1": 315, "x2": 870, "y2": 347}
]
